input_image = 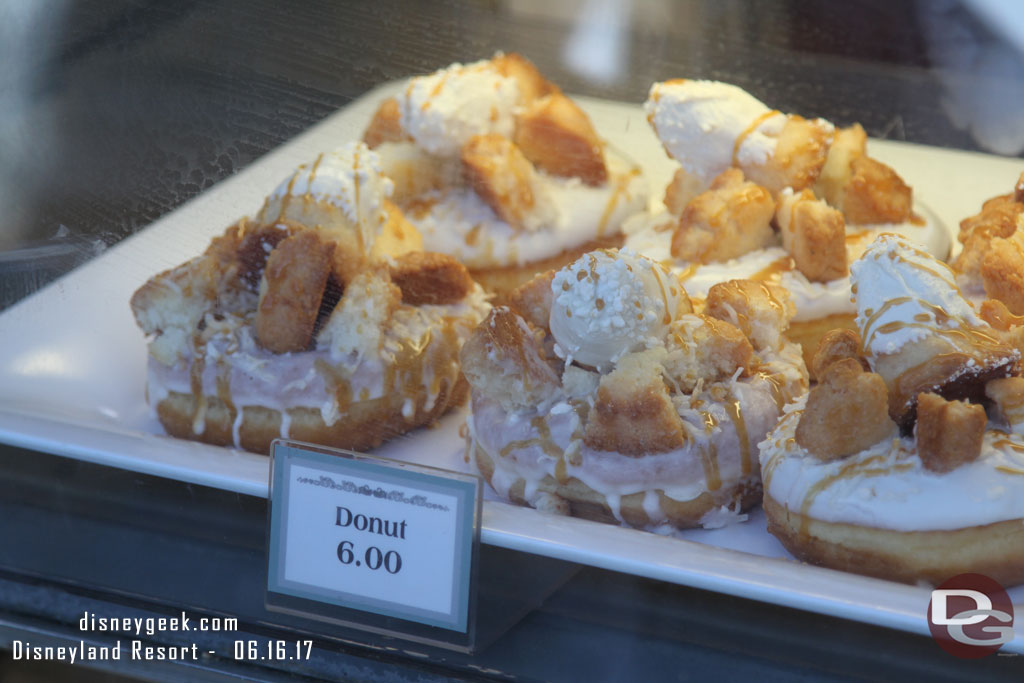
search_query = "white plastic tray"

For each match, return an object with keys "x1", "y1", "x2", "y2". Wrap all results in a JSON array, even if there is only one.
[{"x1": 1, "y1": 82, "x2": 1021, "y2": 651}]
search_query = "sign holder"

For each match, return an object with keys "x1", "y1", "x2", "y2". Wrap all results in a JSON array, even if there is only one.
[{"x1": 265, "y1": 439, "x2": 481, "y2": 653}]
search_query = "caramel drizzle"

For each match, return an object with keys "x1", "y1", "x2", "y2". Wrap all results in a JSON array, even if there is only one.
[
  {"x1": 675, "y1": 263, "x2": 699, "y2": 282},
  {"x1": 732, "y1": 110, "x2": 780, "y2": 167},
  {"x1": 798, "y1": 455, "x2": 913, "y2": 536},
  {"x1": 862, "y1": 295, "x2": 1005, "y2": 356},
  {"x1": 189, "y1": 332, "x2": 208, "y2": 434},
  {"x1": 724, "y1": 399, "x2": 752, "y2": 475},
  {"x1": 992, "y1": 437, "x2": 1024, "y2": 453},
  {"x1": 596, "y1": 166, "x2": 641, "y2": 238},
  {"x1": 698, "y1": 410, "x2": 722, "y2": 491},
  {"x1": 749, "y1": 257, "x2": 794, "y2": 284}
]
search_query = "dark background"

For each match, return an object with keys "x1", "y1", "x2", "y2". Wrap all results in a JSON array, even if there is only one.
[{"x1": 2, "y1": 0, "x2": 1023, "y2": 308}]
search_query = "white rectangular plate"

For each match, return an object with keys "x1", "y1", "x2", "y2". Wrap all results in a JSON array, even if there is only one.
[{"x1": 1, "y1": 82, "x2": 1021, "y2": 651}]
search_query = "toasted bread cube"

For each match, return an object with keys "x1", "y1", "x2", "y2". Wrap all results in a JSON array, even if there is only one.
[
  {"x1": 664, "y1": 315, "x2": 753, "y2": 393},
  {"x1": 776, "y1": 189, "x2": 848, "y2": 283},
  {"x1": 841, "y1": 156, "x2": 912, "y2": 224},
  {"x1": 915, "y1": 393, "x2": 986, "y2": 473},
  {"x1": 256, "y1": 231, "x2": 335, "y2": 353},
  {"x1": 811, "y1": 328, "x2": 868, "y2": 379},
  {"x1": 743, "y1": 115, "x2": 830, "y2": 195},
  {"x1": 986, "y1": 377, "x2": 1024, "y2": 435},
  {"x1": 664, "y1": 167, "x2": 706, "y2": 216},
  {"x1": 316, "y1": 267, "x2": 401, "y2": 362},
  {"x1": 491, "y1": 52, "x2": 557, "y2": 103},
  {"x1": 583, "y1": 349, "x2": 686, "y2": 455},
  {"x1": 387, "y1": 251, "x2": 474, "y2": 305},
  {"x1": 1015, "y1": 171, "x2": 1024, "y2": 203},
  {"x1": 461, "y1": 134, "x2": 554, "y2": 231},
  {"x1": 959, "y1": 193, "x2": 1022, "y2": 243},
  {"x1": 705, "y1": 279, "x2": 794, "y2": 351},
  {"x1": 981, "y1": 235, "x2": 1024, "y2": 315},
  {"x1": 672, "y1": 168, "x2": 776, "y2": 263},
  {"x1": 795, "y1": 359, "x2": 895, "y2": 461},
  {"x1": 363, "y1": 97, "x2": 408, "y2": 148},
  {"x1": 506, "y1": 270, "x2": 555, "y2": 330},
  {"x1": 460, "y1": 307, "x2": 560, "y2": 410},
  {"x1": 815, "y1": 124, "x2": 867, "y2": 209},
  {"x1": 514, "y1": 93, "x2": 607, "y2": 185}
]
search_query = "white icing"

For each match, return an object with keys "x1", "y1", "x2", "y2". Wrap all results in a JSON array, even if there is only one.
[
  {"x1": 851, "y1": 233, "x2": 986, "y2": 356},
  {"x1": 624, "y1": 205, "x2": 950, "y2": 323},
  {"x1": 405, "y1": 155, "x2": 647, "y2": 267},
  {"x1": 399, "y1": 59, "x2": 520, "y2": 157},
  {"x1": 645, "y1": 80, "x2": 779, "y2": 183},
  {"x1": 760, "y1": 395, "x2": 1024, "y2": 531},
  {"x1": 549, "y1": 249, "x2": 682, "y2": 369}
]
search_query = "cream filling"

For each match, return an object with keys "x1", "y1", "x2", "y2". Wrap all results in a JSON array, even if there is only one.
[
  {"x1": 470, "y1": 342, "x2": 806, "y2": 529},
  {"x1": 405, "y1": 156, "x2": 647, "y2": 269},
  {"x1": 623, "y1": 203, "x2": 950, "y2": 323},
  {"x1": 147, "y1": 289, "x2": 489, "y2": 448},
  {"x1": 760, "y1": 395, "x2": 1024, "y2": 531}
]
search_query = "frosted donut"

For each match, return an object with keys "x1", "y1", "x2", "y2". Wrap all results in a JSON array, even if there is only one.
[
  {"x1": 131, "y1": 142, "x2": 490, "y2": 454},
  {"x1": 627, "y1": 80, "x2": 951, "y2": 375},
  {"x1": 363, "y1": 53, "x2": 648, "y2": 294},
  {"x1": 760, "y1": 235, "x2": 1024, "y2": 586},
  {"x1": 460, "y1": 248, "x2": 807, "y2": 530}
]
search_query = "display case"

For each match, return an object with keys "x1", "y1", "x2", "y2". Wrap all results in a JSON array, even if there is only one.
[{"x1": 1, "y1": 1, "x2": 1023, "y2": 680}]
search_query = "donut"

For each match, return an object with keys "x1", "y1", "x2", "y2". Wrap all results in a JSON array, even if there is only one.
[
  {"x1": 460, "y1": 248, "x2": 807, "y2": 530},
  {"x1": 131, "y1": 142, "x2": 490, "y2": 455},
  {"x1": 363, "y1": 53, "x2": 648, "y2": 294},
  {"x1": 626, "y1": 80, "x2": 950, "y2": 376},
  {"x1": 760, "y1": 234, "x2": 1024, "y2": 586}
]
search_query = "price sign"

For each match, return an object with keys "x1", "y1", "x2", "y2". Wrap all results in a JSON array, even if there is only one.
[{"x1": 266, "y1": 440, "x2": 480, "y2": 643}]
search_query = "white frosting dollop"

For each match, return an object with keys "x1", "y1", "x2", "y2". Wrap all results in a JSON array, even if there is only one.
[
  {"x1": 549, "y1": 249, "x2": 682, "y2": 369},
  {"x1": 399, "y1": 59, "x2": 521, "y2": 157},
  {"x1": 644, "y1": 79, "x2": 785, "y2": 184},
  {"x1": 259, "y1": 142, "x2": 392, "y2": 249},
  {"x1": 851, "y1": 233, "x2": 986, "y2": 357}
]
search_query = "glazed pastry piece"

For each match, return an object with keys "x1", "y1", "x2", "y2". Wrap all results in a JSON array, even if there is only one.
[
  {"x1": 627, "y1": 79, "x2": 950, "y2": 374},
  {"x1": 760, "y1": 235, "x2": 1024, "y2": 586},
  {"x1": 363, "y1": 54, "x2": 647, "y2": 293},
  {"x1": 461, "y1": 248, "x2": 807, "y2": 530},
  {"x1": 952, "y1": 171, "x2": 1024, "y2": 311},
  {"x1": 131, "y1": 142, "x2": 490, "y2": 455}
]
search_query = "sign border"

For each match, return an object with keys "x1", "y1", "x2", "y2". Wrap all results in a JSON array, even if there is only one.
[{"x1": 266, "y1": 439, "x2": 480, "y2": 646}]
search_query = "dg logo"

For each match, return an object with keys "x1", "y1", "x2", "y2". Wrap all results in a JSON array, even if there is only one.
[{"x1": 928, "y1": 573, "x2": 1015, "y2": 658}]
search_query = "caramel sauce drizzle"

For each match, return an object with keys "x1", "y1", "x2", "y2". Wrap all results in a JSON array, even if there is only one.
[
  {"x1": 189, "y1": 332, "x2": 208, "y2": 434},
  {"x1": 596, "y1": 166, "x2": 641, "y2": 238},
  {"x1": 732, "y1": 110, "x2": 780, "y2": 167},
  {"x1": 750, "y1": 257, "x2": 794, "y2": 284},
  {"x1": 698, "y1": 410, "x2": 722, "y2": 491},
  {"x1": 798, "y1": 455, "x2": 913, "y2": 536},
  {"x1": 724, "y1": 399, "x2": 752, "y2": 475},
  {"x1": 675, "y1": 263, "x2": 699, "y2": 282}
]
